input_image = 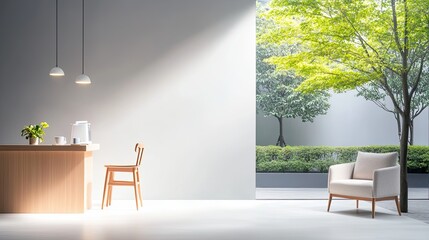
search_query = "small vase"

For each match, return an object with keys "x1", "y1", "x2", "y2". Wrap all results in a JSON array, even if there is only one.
[{"x1": 29, "y1": 137, "x2": 39, "y2": 145}]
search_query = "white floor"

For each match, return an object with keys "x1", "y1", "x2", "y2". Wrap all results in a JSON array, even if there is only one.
[{"x1": 1, "y1": 200, "x2": 429, "y2": 240}]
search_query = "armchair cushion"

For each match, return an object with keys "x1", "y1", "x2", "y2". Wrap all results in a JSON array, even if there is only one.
[
  {"x1": 329, "y1": 179, "x2": 373, "y2": 198},
  {"x1": 353, "y1": 152, "x2": 398, "y2": 180}
]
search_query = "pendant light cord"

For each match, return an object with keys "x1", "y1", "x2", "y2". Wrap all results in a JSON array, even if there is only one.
[
  {"x1": 55, "y1": 0, "x2": 59, "y2": 67},
  {"x1": 82, "y1": 0, "x2": 85, "y2": 74}
]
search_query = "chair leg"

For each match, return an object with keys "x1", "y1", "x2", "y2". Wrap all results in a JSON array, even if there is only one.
[
  {"x1": 327, "y1": 194, "x2": 332, "y2": 212},
  {"x1": 395, "y1": 196, "x2": 402, "y2": 216},
  {"x1": 137, "y1": 171, "x2": 143, "y2": 207},
  {"x1": 356, "y1": 200, "x2": 359, "y2": 209},
  {"x1": 108, "y1": 186, "x2": 112, "y2": 206},
  {"x1": 101, "y1": 169, "x2": 110, "y2": 209},
  {"x1": 138, "y1": 185, "x2": 143, "y2": 207},
  {"x1": 371, "y1": 198, "x2": 375, "y2": 218},
  {"x1": 132, "y1": 170, "x2": 139, "y2": 210},
  {"x1": 108, "y1": 172, "x2": 114, "y2": 206}
]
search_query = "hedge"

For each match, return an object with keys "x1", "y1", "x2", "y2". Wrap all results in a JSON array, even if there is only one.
[{"x1": 256, "y1": 145, "x2": 429, "y2": 173}]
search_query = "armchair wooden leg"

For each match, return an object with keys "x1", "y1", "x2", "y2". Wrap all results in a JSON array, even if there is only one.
[
  {"x1": 356, "y1": 200, "x2": 359, "y2": 209},
  {"x1": 394, "y1": 196, "x2": 401, "y2": 216},
  {"x1": 327, "y1": 194, "x2": 332, "y2": 212},
  {"x1": 371, "y1": 198, "x2": 375, "y2": 218}
]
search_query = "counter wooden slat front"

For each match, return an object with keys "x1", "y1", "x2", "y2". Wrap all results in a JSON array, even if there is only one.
[{"x1": 0, "y1": 144, "x2": 99, "y2": 213}]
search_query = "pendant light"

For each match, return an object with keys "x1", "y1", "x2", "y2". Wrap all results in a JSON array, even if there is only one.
[
  {"x1": 75, "y1": 0, "x2": 91, "y2": 84},
  {"x1": 49, "y1": 0, "x2": 65, "y2": 76}
]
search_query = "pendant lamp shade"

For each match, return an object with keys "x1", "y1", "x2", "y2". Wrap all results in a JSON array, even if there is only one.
[
  {"x1": 75, "y1": 74, "x2": 91, "y2": 84},
  {"x1": 50, "y1": 67, "x2": 65, "y2": 76},
  {"x1": 75, "y1": 0, "x2": 91, "y2": 84},
  {"x1": 50, "y1": 0, "x2": 64, "y2": 77}
]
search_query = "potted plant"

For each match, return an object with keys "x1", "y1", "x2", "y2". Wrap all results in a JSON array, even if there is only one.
[{"x1": 20, "y1": 122, "x2": 49, "y2": 145}]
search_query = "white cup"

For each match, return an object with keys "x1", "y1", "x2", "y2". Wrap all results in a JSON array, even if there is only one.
[
  {"x1": 54, "y1": 136, "x2": 66, "y2": 145},
  {"x1": 73, "y1": 137, "x2": 80, "y2": 144}
]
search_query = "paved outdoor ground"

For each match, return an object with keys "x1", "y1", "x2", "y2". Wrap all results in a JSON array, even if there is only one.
[{"x1": 257, "y1": 188, "x2": 429, "y2": 224}]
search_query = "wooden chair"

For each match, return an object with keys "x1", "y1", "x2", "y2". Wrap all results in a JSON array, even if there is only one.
[{"x1": 102, "y1": 143, "x2": 144, "y2": 210}]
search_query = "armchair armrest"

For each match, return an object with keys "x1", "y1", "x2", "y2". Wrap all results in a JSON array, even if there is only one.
[
  {"x1": 373, "y1": 165, "x2": 400, "y2": 198},
  {"x1": 328, "y1": 162, "x2": 355, "y2": 191}
]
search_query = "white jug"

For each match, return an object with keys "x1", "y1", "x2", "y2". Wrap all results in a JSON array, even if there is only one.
[{"x1": 71, "y1": 121, "x2": 92, "y2": 144}]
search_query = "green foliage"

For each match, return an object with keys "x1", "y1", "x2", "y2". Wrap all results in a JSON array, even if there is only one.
[
  {"x1": 256, "y1": 145, "x2": 286, "y2": 164},
  {"x1": 261, "y1": 0, "x2": 429, "y2": 92},
  {"x1": 285, "y1": 160, "x2": 312, "y2": 172},
  {"x1": 260, "y1": 0, "x2": 429, "y2": 207},
  {"x1": 256, "y1": 145, "x2": 429, "y2": 173},
  {"x1": 20, "y1": 122, "x2": 49, "y2": 142},
  {"x1": 356, "y1": 71, "x2": 429, "y2": 144},
  {"x1": 407, "y1": 146, "x2": 429, "y2": 171},
  {"x1": 256, "y1": 3, "x2": 330, "y2": 146},
  {"x1": 259, "y1": 0, "x2": 429, "y2": 134},
  {"x1": 257, "y1": 161, "x2": 289, "y2": 172}
]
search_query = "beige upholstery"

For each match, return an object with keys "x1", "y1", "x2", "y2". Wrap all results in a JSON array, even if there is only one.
[
  {"x1": 327, "y1": 152, "x2": 401, "y2": 218},
  {"x1": 353, "y1": 152, "x2": 398, "y2": 180},
  {"x1": 329, "y1": 179, "x2": 373, "y2": 198},
  {"x1": 373, "y1": 165, "x2": 401, "y2": 198}
]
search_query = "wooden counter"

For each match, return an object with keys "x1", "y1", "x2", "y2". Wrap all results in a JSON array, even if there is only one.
[{"x1": 0, "y1": 144, "x2": 99, "y2": 213}]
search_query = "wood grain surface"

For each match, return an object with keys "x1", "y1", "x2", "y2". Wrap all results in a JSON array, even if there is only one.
[{"x1": 0, "y1": 146, "x2": 98, "y2": 213}]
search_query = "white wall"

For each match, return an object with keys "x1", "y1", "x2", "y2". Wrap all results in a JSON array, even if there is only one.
[
  {"x1": 257, "y1": 91, "x2": 429, "y2": 146},
  {"x1": 0, "y1": 0, "x2": 256, "y2": 200}
]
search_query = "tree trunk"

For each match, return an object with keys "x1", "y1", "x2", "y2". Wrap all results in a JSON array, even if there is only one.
[
  {"x1": 394, "y1": 112, "x2": 402, "y2": 142},
  {"x1": 399, "y1": 0, "x2": 410, "y2": 212},
  {"x1": 408, "y1": 119, "x2": 414, "y2": 145},
  {"x1": 275, "y1": 117, "x2": 286, "y2": 147},
  {"x1": 399, "y1": 111, "x2": 410, "y2": 212}
]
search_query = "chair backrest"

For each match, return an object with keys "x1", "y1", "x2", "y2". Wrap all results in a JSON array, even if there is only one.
[
  {"x1": 134, "y1": 143, "x2": 144, "y2": 166},
  {"x1": 353, "y1": 151, "x2": 398, "y2": 180}
]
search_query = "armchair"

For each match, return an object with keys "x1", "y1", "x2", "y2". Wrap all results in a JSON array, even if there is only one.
[{"x1": 327, "y1": 151, "x2": 401, "y2": 218}]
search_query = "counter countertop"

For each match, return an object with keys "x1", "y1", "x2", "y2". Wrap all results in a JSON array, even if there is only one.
[{"x1": 0, "y1": 144, "x2": 100, "y2": 151}]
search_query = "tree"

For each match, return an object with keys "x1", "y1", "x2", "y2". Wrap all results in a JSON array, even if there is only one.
[
  {"x1": 262, "y1": 0, "x2": 429, "y2": 212},
  {"x1": 256, "y1": 3, "x2": 330, "y2": 147},
  {"x1": 357, "y1": 69, "x2": 429, "y2": 145}
]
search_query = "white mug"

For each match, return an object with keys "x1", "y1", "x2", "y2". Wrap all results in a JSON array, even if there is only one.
[{"x1": 54, "y1": 136, "x2": 66, "y2": 145}]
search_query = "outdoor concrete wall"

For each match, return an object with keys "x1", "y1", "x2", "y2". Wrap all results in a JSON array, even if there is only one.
[
  {"x1": 257, "y1": 91, "x2": 429, "y2": 146},
  {"x1": 0, "y1": 0, "x2": 255, "y2": 200}
]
